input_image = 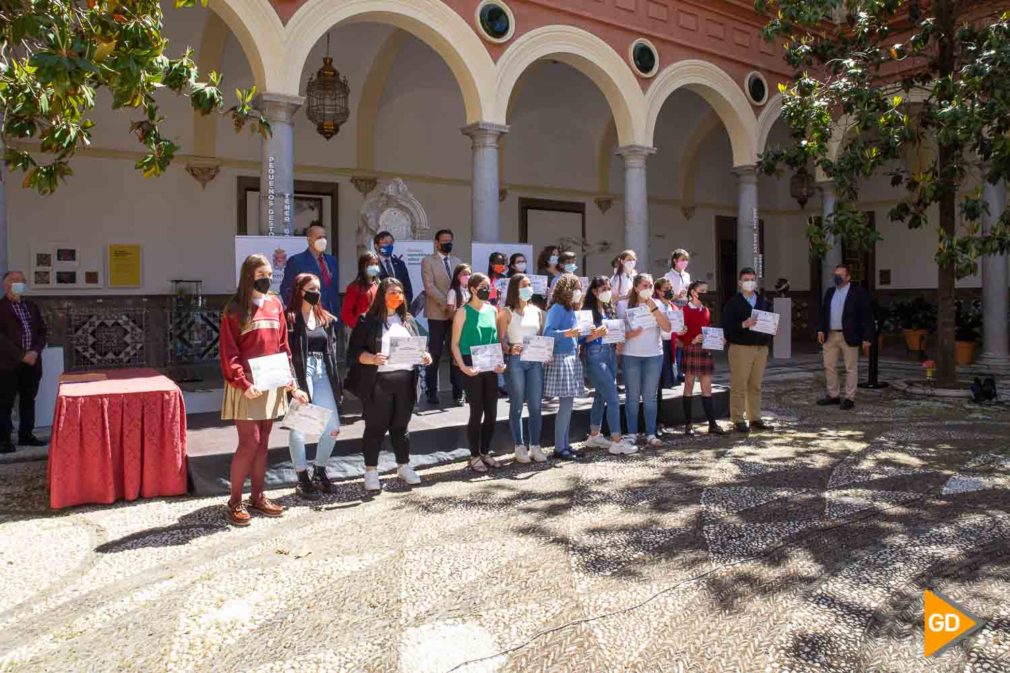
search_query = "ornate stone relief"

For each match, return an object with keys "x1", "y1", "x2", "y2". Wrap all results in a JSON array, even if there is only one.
[{"x1": 357, "y1": 178, "x2": 429, "y2": 253}]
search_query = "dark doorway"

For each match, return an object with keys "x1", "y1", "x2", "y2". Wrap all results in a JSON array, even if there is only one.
[
  {"x1": 715, "y1": 215, "x2": 765, "y2": 316},
  {"x1": 519, "y1": 198, "x2": 588, "y2": 271}
]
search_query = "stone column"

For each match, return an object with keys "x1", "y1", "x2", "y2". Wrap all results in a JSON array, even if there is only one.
[
  {"x1": 734, "y1": 166, "x2": 760, "y2": 274},
  {"x1": 258, "y1": 93, "x2": 303, "y2": 235},
  {"x1": 617, "y1": 145, "x2": 655, "y2": 257},
  {"x1": 819, "y1": 181, "x2": 843, "y2": 291},
  {"x1": 462, "y1": 122, "x2": 508, "y2": 243},
  {"x1": 980, "y1": 178, "x2": 1009, "y2": 365}
]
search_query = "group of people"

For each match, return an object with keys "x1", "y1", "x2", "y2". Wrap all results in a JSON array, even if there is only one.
[{"x1": 217, "y1": 223, "x2": 875, "y2": 527}]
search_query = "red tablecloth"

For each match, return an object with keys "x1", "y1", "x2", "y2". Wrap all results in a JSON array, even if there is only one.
[{"x1": 48, "y1": 368, "x2": 188, "y2": 509}]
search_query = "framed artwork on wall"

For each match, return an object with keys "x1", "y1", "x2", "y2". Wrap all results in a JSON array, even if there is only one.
[{"x1": 30, "y1": 244, "x2": 104, "y2": 289}]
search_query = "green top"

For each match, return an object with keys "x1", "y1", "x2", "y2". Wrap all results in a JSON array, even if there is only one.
[{"x1": 459, "y1": 303, "x2": 499, "y2": 355}]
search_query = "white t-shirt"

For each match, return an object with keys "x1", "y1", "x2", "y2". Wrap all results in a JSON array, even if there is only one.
[
  {"x1": 664, "y1": 269, "x2": 692, "y2": 306},
  {"x1": 505, "y1": 305, "x2": 542, "y2": 345},
  {"x1": 611, "y1": 272, "x2": 635, "y2": 301},
  {"x1": 379, "y1": 315, "x2": 415, "y2": 373},
  {"x1": 657, "y1": 302, "x2": 676, "y2": 341},
  {"x1": 446, "y1": 287, "x2": 470, "y2": 310},
  {"x1": 617, "y1": 299, "x2": 663, "y2": 358}
]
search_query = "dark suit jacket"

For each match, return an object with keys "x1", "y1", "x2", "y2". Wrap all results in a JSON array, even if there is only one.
[
  {"x1": 819, "y1": 284, "x2": 874, "y2": 347},
  {"x1": 279, "y1": 249, "x2": 340, "y2": 318},
  {"x1": 722, "y1": 292, "x2": 773, "y2": 347},
  {"x1": 0, "y1": 297, "x2": 47, "y2": 371},
  {"x1": 378, "y1": 255, "x2": 414, "y2": 306}
]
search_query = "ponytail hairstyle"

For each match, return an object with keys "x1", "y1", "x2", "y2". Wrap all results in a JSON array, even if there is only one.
[{"x1": 228, "y1": 254, "x2": 270, "y2": 329}]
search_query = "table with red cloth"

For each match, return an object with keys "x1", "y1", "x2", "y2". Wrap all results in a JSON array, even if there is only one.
[{"x1": 48, "y1": 368, "x2": 189, "y2": 509}]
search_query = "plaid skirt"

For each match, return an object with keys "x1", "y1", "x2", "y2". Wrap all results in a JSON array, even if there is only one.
[
  {"x1": 683, "y1": 342, "x2": 715, "y2": 377},
  {"x1": 545, "y1": 353, "x2": 586, "y2": 398}
]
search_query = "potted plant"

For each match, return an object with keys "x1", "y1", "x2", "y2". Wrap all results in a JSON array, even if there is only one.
[
  {"x1": 954, "y1": 299, "x2": 983, "y2": 365},
  {"x1": 874, "y1": 302, "x2": 899, "y2": 351},
  {"x1": 894, "y1": 296, "x2": 936, "y2": 352}
]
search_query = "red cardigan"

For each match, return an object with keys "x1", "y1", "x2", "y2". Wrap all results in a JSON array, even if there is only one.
[
  {"x1": 219, "y1": 296, "x2": 292, "y2": 391},
  {"x1": 678, "y1": 302, "x2": 711, "y2": 347},
  {"x1": 341, "y1": 281, "x2": 377, "y2": 327}
]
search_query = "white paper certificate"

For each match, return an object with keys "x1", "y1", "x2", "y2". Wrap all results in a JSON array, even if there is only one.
[
  {"x1": 627, "y1": 305, "x2": 657, "y2": 329},
  {"x1": 494, "y1": 277, "x2": 510, "y2": 296},
  {"x1": 667, "y1": 308, "x2": 685, "y2": 333},
  {"x1": 602, "y1": 319, "x2": 625, "y2": 344},
  {"x1": 530, "y1": 275, "x2": 549, "y2": 295},
  {"x1": 387, "y1": 335, "x2": 428, "y2": 366},
  {"x1": 579, "y1": 277, "x2": 590, "y2": 292},
  {"x1": 470, "y1": 344, "x2": 505, "y2": 372},
  {"x1": 702, "y1": 327, "x2": 725, "y2": 351},
  {"x1": 750, "y1": 309, "x2": 780, "y2": 335},
  {"x1": 520, "y1": 335, "x2": 554, "y2": 363},
  {"x1": 281, "y1": 400, "x2": 334, "y2": 436},
  {"x1": 247, "y1": 353, "x2": 293, "y2": 390},
  {"x1": 575, "y1": 310, "x2": 594, "y2": 335}
]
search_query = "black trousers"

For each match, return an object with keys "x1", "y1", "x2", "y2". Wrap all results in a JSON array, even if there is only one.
[
  {"x1": 461, "y1": 364, "x2": 498, "y2": 457},
  {"x1": 0, "y1": 362, "x2": 41, "y2": 441},
  {"x1": 361, "y1": 370, "x2": 415, "y2": 467},
  {"x1": 425, "y1": 319, "x2": 462, "y2": 400}
]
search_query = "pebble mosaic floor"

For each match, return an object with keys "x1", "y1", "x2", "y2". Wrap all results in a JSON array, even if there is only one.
[{"x1": 1, "y1": 367, "x2": 1009, "y2": 673}]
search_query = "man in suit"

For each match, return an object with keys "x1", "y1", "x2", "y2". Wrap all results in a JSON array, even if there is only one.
[
  {"x1": 279, "y1": 223, "x2": 339, "y2": 317},
  {"x1": 817, "y1": 263, "x2": 874, "y2": 409},
  {"x1": 0, "y1": 271, "x2": 48, "y2": 453},
  {"x1": 722, "y1": 267, "x2": 776, "y2": 433},
  {"x1": 421, "y1": 228, "x2": 463, "y2": 405},
  {"x1": 374, "y1": 230, "x2": 414, "y2": 306}
]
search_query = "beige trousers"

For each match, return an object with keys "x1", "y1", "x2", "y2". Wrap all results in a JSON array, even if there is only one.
[
  {"x1": 823, "y1": 331, "x2": 859, "y2": 400},
  {"x1": 728, "y1": 344, "x2": 768, "y2": 424}
]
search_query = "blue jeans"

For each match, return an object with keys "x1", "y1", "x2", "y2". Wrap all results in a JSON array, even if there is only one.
[
  {"x1": 506, "y1": 355, "x2": 544, "y2": 446},
  {"x1": 288, "y1": 354, "x2": 341, "y2": 471},
  {"x1": 585, "y1": 342, "x2": 621, "y2": 436},
  {"x1": 660, "y1": 339, "x2": 676, "y2": 388},
  {"x1": 555, "y1": 396, "x2": 575, "y2": 451},
  {"x1": 623, "y1": 354, "x2": 663, "y2": 436}
]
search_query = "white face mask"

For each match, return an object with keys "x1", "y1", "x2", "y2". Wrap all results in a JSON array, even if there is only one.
[
  {"x1": 571, "y1": 290, "x2": 583, "y2": 304},
  {"x1": 313, "y1": 238, "x2": 327, "y2": 252},
  {"x1": 741, "y1": 280, "x2": 758, "y2": 292},
  {"x1": 515, "y1": 262, "x2": 527, "y2": 272},
  {"x1": 638, "y1": 288, "x2": 652, "y2": 300},
  {"x1": 623, "y1": 260, "x2": 636, "y2": 273},
  {"x1": 597, "y1": 290, "x2": 612, "y2": 304}
]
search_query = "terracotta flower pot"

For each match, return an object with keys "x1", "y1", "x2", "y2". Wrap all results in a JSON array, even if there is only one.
[
  {"x1": 955, "y1": 340, "x2": 975, "y2": 366},
  {"x1": 903, "y1": 328, "x2": 927, "y2": 352}
]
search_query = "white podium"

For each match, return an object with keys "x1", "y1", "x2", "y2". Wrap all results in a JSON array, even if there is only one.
[{"x1": 773, "y1": 298, "x2": 792, "y2": 359}]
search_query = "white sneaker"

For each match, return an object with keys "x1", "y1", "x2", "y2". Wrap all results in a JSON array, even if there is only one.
[
  {"x1": 587, "y1": 434, "x2": 612, "y2": 449},
  {"x1": 622, "y1": 434, "x2": 639, "y2": 446},
  {"x1": 529, "y1": 445, "x2": 548, "y2": 462},
  {"x1": 397, "y1": 464, "x2": 421, "y2": 485},
  {"x1": 610, "y1": 439, "x2": 638, "y2": 455},
  {"x1": 645, "y1": 434, "x2": 663, "y2": 447},
  {"x1": 514, "y1": 445, "x2": 531, "y2": 463},
  {"x1": 363, "y1": 470, "x2": 382, "y2": 492}
]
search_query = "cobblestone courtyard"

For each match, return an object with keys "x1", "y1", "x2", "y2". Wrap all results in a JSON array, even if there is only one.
[{"x1": 2, "y1": 364, "x2": 1009, "y2": 673}]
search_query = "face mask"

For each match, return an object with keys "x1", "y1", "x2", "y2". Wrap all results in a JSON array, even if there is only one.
[
  {"x1": 476, "y1": 286, "x2": 491, "y2": 301},
  {"x1": 518, "y1": 286, "x2": 534, "y2": 302},
  {"x1": 366, "y1": 265, "x2": 381, "y2": 277},
  {"x1": 741, "y1": 280, "x2": 758, "y2": 292},
  {"x1": 676, "y1": 260, "x2": 689, "y2": 271},
  {"x1": 313, "y1": 238, "x2": 327, "y2": 252},
  {"x1": 459, "y1": 275, "x2": 471, "y2": 287},
  {"x1": 493, "y1": 264, "x2": 507, "y2": 275},
  {"x1": 623, "y1": 260, "x2": 636, "y2": 273},
  {"x1": 834, "y1": 274, "x2": 845, "y2": 287},
  {"x1": 385, "y1": 294, "x2": 404, "y2": 311},
  {"x1": 10, "y1": 282, "x2": 26, "y2": 295},
  {"x1": 440, "y1": 242, "x2": 453, "y2": 254},
  {"x1": 597, "y1": 290, "x2": 613, "y2": 304},
  {"x1": 303, "y1": 290, "x2": 321, "y2": 306},
  {"x1": 548, "y1": 255, "x2": 559, "y2": 266},
  {"x1": 253, "y1": 277, "x2": 271, "y2": 294},
  {"x1": 380, "y1": 244, "x2": 394, "y2": 257},
  {"x1": 572, "y1": 290, "x2": 583, "y2": 304},
  {"x1": 515, "y1": 262, "x2": 527, "y2": 272},
  {"x1": 638, "y1": 288, "x2": 653, "y2": 300},
  {"x1": 563, "y1": 263, "x2": 577, "y2": 273},
  {"x1": 663, "y1": 290, "x2": 674, "y2": 300}
]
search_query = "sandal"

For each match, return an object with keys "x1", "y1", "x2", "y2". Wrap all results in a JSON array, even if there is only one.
[
  {"x1": 481, "y1": 455, "x2": 501, "y2": 469},
  {"x1": 226, "y1": 501, "x2": 251, "y2": 527},
  {"x1": 468, "y1": 456, "x2": 489, "y2": 473},
  {"x1": 248, "y1": 496, "x2": 285, "y2": 518}
]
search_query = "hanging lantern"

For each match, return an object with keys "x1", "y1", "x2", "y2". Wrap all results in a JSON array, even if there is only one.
[
  {"x1": 305, "y1": 34, "x2": 349, "y2": 140},
  {"x1": 790, "y1": 165, "x2": 815, "y2": 209}
]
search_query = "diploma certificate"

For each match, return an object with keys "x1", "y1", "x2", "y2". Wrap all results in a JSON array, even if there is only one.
[
  {"x1": 530, "y1": 275, "x2": 549, "y2": 295},
  {"x1": 281, "y1": 400, "x2": 334, "y2": 436},
  {"x1": 750, "y1": 309, "x2": 780, "y2": 335},
  {"x1": 602, "y1": 319, "x2": 625, "y2": 344},
  {"x1": 247, "y1": 353, "x2": 293, "y2": 390},
  {"x1": 386, "y1": 335, "x2": 428, "y2": 366},
  {"x1": 701, "y1": 327, "x2": 725, "y2": 351},
  {"x1": 471, "y1": 344, "x2": 505, "y2": 372},
  {"x1": 575, "y1": 310, "x2": 594, "y2": 335},
  {"x1": 520, "y1": 335, "x2": 554, "y2": 363},
  {"x1": 627, "y1": 306, "x2": 658, "y2": 329}
]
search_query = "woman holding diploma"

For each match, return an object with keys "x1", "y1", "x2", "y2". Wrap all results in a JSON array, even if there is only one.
[
  {"x1": 451, "y1": 273, "x2": 507, "y2": 472},
  {"x1": 347, "y1": 278, "x2": 432, "y2": 492},
  {"x1": 617, "y1": 273, "x2": 672, "y2": 448},
  {"x1": 544, "y1": 274, "x2": 593, "y2": 460},
  {"x1": 678, "y1": 281, "x2": 726, "y2": 436},
  {"x1": 497, "y1": 274, "x2": 546, "y2": 464},
  {"x1": 286, "y1": 273, "x2": 342, "y2": 501},
  {"x1": 220, "y1": 254, "x2": 309, "y2": 527},
  {"x1": 583, "y1": 277, "x2": 637, "y2": 455},
  {"x1": 653, "y1": 277, "x2": 679, "y2": 392}
]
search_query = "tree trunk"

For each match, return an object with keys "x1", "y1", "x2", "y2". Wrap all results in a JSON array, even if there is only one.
[{"x1": 934, "y1": 0, "x2": 957, "y2": 386}]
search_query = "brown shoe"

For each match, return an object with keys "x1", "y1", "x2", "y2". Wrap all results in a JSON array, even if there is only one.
[
  {"x1": 226, "y1": 501, "x2": 251, "y2": 527},
  {"x1": 248, "y1": 496, "x2": 285, "y2": 518}
]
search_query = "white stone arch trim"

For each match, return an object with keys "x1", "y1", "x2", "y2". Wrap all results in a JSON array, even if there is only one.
[
  {"x1": 493, "y1": 25, "x2": 647, "y2": 147},
  {"x1": 755, "y1": 92, "x2": 783, "y2": 158},
  {"x1": 207, "y1": 0, "x2": 283, "y2": 92},
  {"x1": 281, "y1": 0, "x2": 496, "y2": 123},
  {"x1": 645, "y1": 59, "x2": 758, "y2": 167}
]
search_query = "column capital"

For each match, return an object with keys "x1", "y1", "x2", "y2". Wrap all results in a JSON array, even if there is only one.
[
  {"x1": 817, "y1": 180, "x2": 836, "y2": 196},
  {"x1": 461, "y1": 122, "x2": 509, "y2": 148},
  {"x1": 616, "y1": 145, "x2": 656, "y2": 167},
  {"x1": 258, "y1": 93, "x2": 305, "y2": 124},
  {"x1": 732, "y1": 164, "x2": 759, "y2": 183}
]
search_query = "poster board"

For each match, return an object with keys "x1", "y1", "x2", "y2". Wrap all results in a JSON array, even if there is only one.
[
  {"x1": 471, "y1": 242, "x2": 534, "y2": 275},
  {"x1": 234, "y1": 236, "x2": 306, "y2": 294},
  {"x1": 30, "y1": 243, "x2": 104, "y2": 289},
  {"x1": 107, "y1": 244, "x2": 143, "y2": 287}
]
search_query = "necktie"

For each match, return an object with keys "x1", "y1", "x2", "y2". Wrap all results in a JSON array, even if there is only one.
[
  {"x1": 317, "y1": 255, "x2": 331, "y2": 287},
  {"x1": 385, "y1": 259, "x2": 394, "y2": 278},
  {"x1": 443, "y1": 256, "x2": 451, "y2": 278}
]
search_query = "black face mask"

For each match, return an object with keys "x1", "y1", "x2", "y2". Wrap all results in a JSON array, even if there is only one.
[
  {"x1": 663, "y1": 290, "x2": 674, "y2": 300},
  {"x1": 475, "y1": 286, "x2": 491, "y2": 301},
  {"x1": 304, "y1": 291, "x2": 321, "y2": 306},
  {"x1": 440, "y1": 242, "x2": 454, "y2": 254},
  {"x1": 253, "y1": 278, "x2": 271, "y2": 294}
]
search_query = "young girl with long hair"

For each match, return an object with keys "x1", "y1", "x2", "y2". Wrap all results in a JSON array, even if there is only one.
[
  {"x1": 341, "y1": 252, "x2": 380, "y2": 327},
  {"x1": 497, "y1": 273, "x2": 546, "y2": 463},
  {"x1": 679, "y1": 280, "x2": 726, "y2": 435},
  {"x1": 654, "y1": 276, "x2": 678, "y2": 391},
  {"x1": 544, "y1": 273, "x2": 592, "y2": 460},
  {"x1": 610, "y1": 249, "x2": 638, "y2": 301},
  {"x1": 446, "y1": 263, "x2": 472, "y2": 311},
  {"x1": 219, "y1": 254, "x2": 308, "y2": 526},
  {"x1": 487, "y1": 251, "x2": 508, "y2": 306}
]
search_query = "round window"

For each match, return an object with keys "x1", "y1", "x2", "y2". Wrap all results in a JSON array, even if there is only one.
[
  {"x1": 629, "y1": 39, "x2": 659, "y2": 78},
  {"x1": 746, "y1": 72, "x2": 769, "y2": 105},
  {"x1": 476, "y1": 1, "x2": 515, "y2": 43}
]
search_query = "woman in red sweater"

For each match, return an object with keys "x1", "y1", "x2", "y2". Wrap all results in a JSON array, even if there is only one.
[
  {"x1": 341, "y1": 252, "x2": 380, "y2": 328},
  {"x1": 678, "y1": 280, "x2": 726, "y2": 436},
  {"x1": 220, "y1": 254, "x2": 308, "y2": 526}
]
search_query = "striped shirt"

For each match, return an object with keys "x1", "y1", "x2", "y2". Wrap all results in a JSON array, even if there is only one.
[{"x1": 10, "y1": 300, "x2": 32, "y2": 351}]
